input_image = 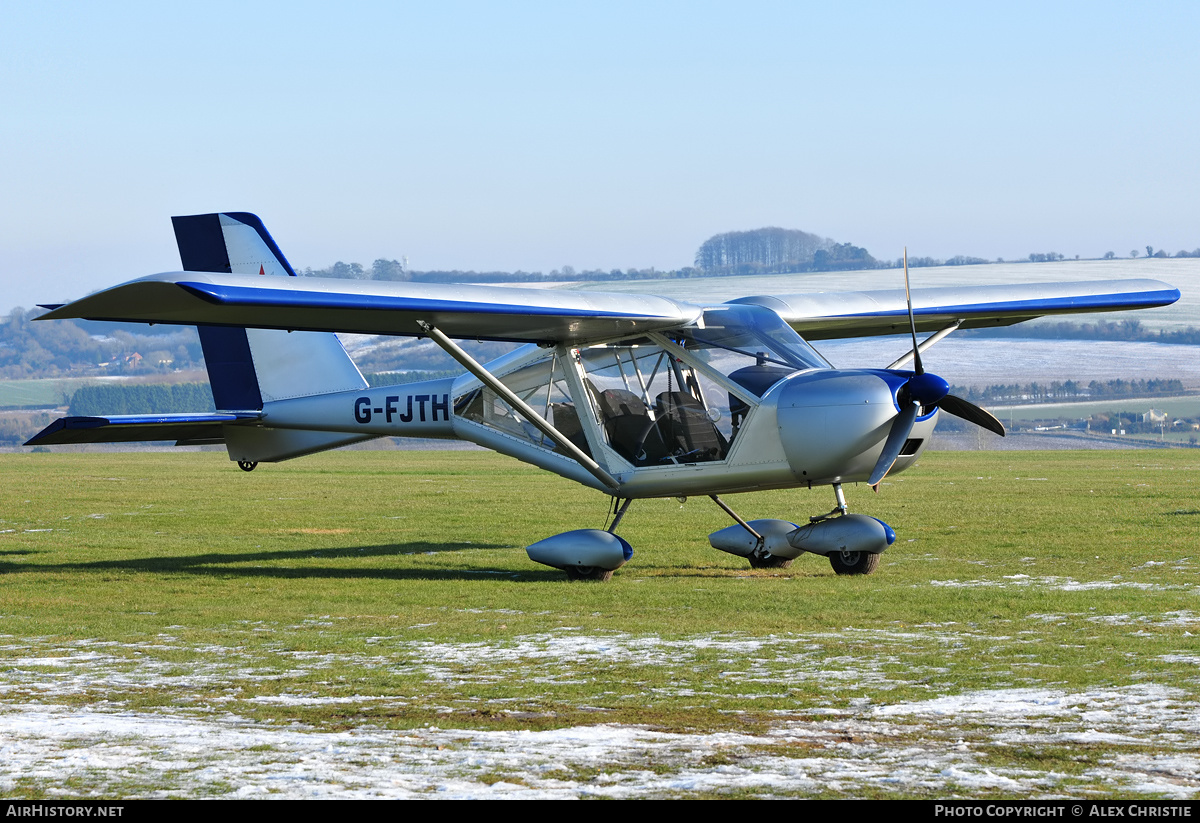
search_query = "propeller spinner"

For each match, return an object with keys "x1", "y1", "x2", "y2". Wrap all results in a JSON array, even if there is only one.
[{"x1": 868, "y1": 250, "x2": 1005, "y2": 487}]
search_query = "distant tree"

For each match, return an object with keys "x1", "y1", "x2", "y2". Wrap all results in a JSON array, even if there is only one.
[
  {"x1": 335, "y1": 261, "x2": 366, "y2": 279},
  {"x1": 1104, "y1": 251, "x2": 1116, "y2": 259},
  {"x1": 1131, "y1": 250, "x2": 1139, "y2": 258},
  {"x1": 306, "y1": 261, "x2": 367, "y2": 279},
  {"x1": 1146, "y1": 245, "x2": 1154, "y2": 258},
  {"x1": 812, "y1": 243, "x2": 876, "y2": 271},
  {"x1": 371, "y1": 258, "x2": 408, "y2": 281},
  {"x1": 694, "y1": 227, "x2": 833, "y2": 271},
  {"x1": 902, "y1": 256, "x2": 943, "y2": 268}
]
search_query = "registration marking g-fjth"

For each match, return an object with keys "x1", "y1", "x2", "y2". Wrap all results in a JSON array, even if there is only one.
[{"x1": 354, "y1": 393, "x2": 450, "y2": 425}]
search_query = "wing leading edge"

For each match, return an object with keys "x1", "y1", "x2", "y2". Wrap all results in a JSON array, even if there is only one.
[
  {"x1": 38, "y1": 272, "x2": 700, "y2": 344},
  {"x1": 730, "y1": 279, "x2": 1180, "y2": 340}
]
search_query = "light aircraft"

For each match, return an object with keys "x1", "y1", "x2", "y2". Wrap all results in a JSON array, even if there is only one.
[{"x1": 28, "y1": 213, "x2": 1180, "y2": 580}]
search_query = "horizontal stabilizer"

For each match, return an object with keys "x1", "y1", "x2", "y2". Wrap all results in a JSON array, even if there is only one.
[{"x1": 25, "y1": 413, "x2": 259, "y2": 446}]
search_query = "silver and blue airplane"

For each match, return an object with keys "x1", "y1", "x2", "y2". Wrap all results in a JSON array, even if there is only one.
[{"x1": 28, "y1": 213, "x2": 1180, "y2": 580}]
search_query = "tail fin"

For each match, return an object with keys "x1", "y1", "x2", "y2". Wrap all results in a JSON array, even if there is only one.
[
  {"x1": 173, "y1": 212, "x2": 368, "y2": 409},
  {"x1": 174, "y1": 212, "x2": 372, "y2": 462}
]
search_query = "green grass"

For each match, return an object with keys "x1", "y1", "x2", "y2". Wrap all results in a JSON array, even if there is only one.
[{"x1": 1, "y1": 449, "x2": 1198, "y2": 797}]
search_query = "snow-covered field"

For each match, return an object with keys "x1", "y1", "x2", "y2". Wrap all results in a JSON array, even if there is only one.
[{"x1": 2, "y1": 622, "x2": 1197, "y2": 799}]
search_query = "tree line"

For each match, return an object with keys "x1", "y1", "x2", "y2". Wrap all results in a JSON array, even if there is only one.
[
  {"x1": 300, "y1": 260, "x2": 705, "y2": 284},
  {"x1": 963, "y1": 319, "x2": 1200, "y2": 346},
  {"x1": 287, "y1": 229, "x2": 1200, "y2": 284},
  {"x1": 68, "y1": 382, "x2": 216, "y2": 416},
  {"x1": 948, "y1": 378, "x2": 1185, "y2": 405}
]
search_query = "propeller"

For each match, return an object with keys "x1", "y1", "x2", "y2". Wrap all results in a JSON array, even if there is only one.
[{"x1": 868, "y1": 250, "x2": 1004, "y2": 486}]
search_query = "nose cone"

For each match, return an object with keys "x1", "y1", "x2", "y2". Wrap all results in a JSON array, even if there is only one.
[{"x1": 906, "y1": 371, "x2": 949, "y2": 406}]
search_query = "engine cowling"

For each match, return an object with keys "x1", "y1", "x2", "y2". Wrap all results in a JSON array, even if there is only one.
[{"x1": 773, "y1": 369, "x2": 937, "y2": 484}]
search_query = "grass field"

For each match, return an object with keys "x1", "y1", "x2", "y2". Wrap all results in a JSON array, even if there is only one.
[
  {"x1": 0, "y1": 378, "x2": 97, "y2": 409},
  {"x1": 1, "y1": 450, "x2": 1197, "y2": 798}
]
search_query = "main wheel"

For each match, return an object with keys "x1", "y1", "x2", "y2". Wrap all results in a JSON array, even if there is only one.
[
  {"x1": 748, "y1": 552, "x2": 793, "y2": 569},
  {"x1": 565, "y1": 565, "x2": 614, "y2": 582},
  {"x1": 238, "y1": 460, "x2": 258, "y2": 472},
  {"x1": 829, "y1": 550, "x2": 880, "y2": 576}
]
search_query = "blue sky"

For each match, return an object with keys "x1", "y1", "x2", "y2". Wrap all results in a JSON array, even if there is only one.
[{"x1": 3, "y1": 1, "x2": 1197, "y2": 311}]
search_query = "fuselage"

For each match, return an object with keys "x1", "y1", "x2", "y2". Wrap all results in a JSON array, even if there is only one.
[{"x1": 257, "y1": 338, "x2": 938, "y2": 499}]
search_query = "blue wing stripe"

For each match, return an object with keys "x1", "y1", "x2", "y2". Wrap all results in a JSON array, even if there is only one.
[
  {"x1": 866, "y1": 288, "x2": 1180, "y2": 319},
  {"x1": 176, "y1": 281, "x2": 662, "y2": 319}
]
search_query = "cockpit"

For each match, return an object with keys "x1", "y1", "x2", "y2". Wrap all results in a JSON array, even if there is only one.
[{"x1": 454, "y1": 304, "x2": 829, "y2": 471}]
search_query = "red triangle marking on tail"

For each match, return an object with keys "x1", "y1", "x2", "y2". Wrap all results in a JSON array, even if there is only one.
[{"x1": 259, "y1": 265, "x2": 265, "y2": 275}]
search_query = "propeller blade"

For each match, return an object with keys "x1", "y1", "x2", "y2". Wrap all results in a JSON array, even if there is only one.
[
  {"x1": 903, "y1": 248, "x2": 924, "y2": 376},
  {"x1": 939, "y1": 394, "x2": 1006, "y2": 437},
  {"x1": 869, "y1": 401, "x2": 919, "y2": 486}
]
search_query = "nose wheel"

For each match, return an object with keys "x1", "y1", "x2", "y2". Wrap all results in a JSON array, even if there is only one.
[
  {"x1": 238, "y1": 460, "x2": 258, "y2": 472},
  {"x1": 829, "y1": 550, "x2": 880, "y2": 576}
]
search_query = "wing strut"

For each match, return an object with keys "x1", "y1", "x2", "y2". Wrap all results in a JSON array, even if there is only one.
[
  {"x1": 417, "y1": 321, "x2": 621, "y2": 492},
  {"x1": 886, "y1": 320, "x2": 962, "y2": 370}
]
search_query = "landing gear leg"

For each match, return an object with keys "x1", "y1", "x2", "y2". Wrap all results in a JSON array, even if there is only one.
[
  {"x1": 810, "y1": 483, "x2": 848, "y2": 523},
  {"x1": 606, "y1": 498, "x2": 633, "y2": 533},
  {"x1": 710, "y1": 494, "x2": 793, "y2": 569}
]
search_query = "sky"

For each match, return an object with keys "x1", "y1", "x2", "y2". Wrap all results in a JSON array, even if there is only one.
[{"x1": 2, "y1": 1, "x2": 1198, "y2": 312}]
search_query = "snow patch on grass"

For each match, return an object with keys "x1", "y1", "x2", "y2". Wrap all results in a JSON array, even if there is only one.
[
  {"x1": 931, "y1": 576, "x2": 1191, "y2": 591},
  {"x1": 1, "y1": 633, "x2": 1197, "y2": 798}
]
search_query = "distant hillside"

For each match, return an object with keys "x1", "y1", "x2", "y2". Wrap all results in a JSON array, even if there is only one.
[{"x1": 0, "y1": 308, "x2": 204, "y2": 379}]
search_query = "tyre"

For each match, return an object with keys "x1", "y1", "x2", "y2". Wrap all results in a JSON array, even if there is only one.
[
  {"x1": 828, "y1": 550, "x2": 880, "y2": 575},
  {"x1": 748, "y1": 553, "x2": 794, "y2": 569},
  {"x1": 565, "y1": 565, "x2": 614, "y2": 582}
]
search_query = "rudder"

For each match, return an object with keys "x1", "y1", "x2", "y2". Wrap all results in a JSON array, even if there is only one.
[{"x1": 173, "y1": 212, "x2": 368, "y2": 410}]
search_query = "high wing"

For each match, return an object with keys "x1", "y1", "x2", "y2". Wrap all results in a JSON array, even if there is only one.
[
  {"x1": 39, "y1": 272, "x2": 1178, "y2": 344},
  {"x1": 731, "y1": 279, "x2": 1181, "y2": 340},
  {"x1": 38, "y1": 272, "x2": 700, "y2": 344}
]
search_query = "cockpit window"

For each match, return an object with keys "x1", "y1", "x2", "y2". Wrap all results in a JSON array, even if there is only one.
[
  {"x1": 576, "y1": 344, "x2": 731, "y2": 466},
  {"x1": 679, "y1": 304, "x2": 831, "y2": 373}
]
